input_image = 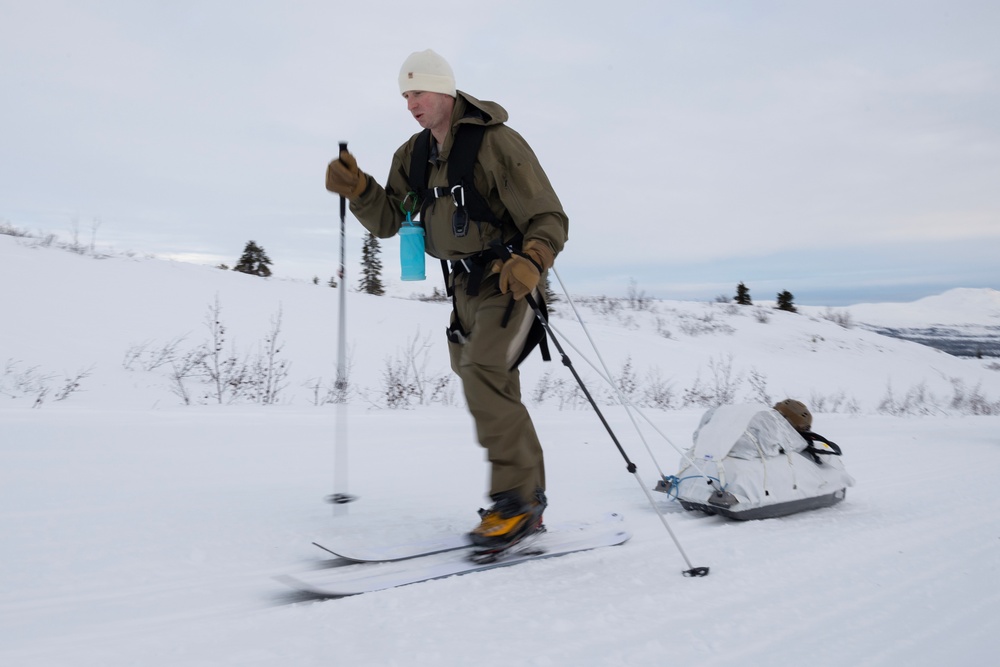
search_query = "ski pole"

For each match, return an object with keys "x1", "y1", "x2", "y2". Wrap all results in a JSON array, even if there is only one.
[
  {"x1": 521, "y1": 287, "x2": 709, "y2": 577},
  {"x1": 328, "y1": 140, "x2": 357, "y2": 511}
]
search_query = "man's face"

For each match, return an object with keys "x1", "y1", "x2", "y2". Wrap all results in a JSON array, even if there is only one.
[{"x1": 403, "y1": 90, "x2": 453, "y2": 132}]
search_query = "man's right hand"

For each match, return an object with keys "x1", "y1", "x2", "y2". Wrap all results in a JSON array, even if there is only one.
[{"x1": 326, "y1": 150, "x2": 368, "y2": 199}]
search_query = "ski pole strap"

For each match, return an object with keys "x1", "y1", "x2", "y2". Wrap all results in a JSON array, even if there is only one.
[{"x1": 338, "y1": 141, "x2": 348, "y2": 219}]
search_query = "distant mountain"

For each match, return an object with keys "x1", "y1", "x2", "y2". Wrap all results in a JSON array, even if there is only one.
[
  {"x1": 839, "y1": 288, "x2": 1000, "y2": 327},
  {"x1": 804, "y1": 288, "x2": 1000, "y2": 358}
]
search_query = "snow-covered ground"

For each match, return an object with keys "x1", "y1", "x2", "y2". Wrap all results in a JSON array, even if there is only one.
[{"x1": 2, "y1": 235, "x2": 998, "y2": 666}]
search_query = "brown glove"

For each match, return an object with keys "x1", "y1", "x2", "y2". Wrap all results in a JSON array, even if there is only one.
[
  {"x1": 499, "y1": 239, "x2": 555, "y2": 301},
  {"x1": 325, "y1": 150, "x2": 368, "y2": 200}
]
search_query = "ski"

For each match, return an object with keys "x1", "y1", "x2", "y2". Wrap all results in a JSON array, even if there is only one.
[{"x1": 280, "y1": 513, "x2": 630, "y2": 598}]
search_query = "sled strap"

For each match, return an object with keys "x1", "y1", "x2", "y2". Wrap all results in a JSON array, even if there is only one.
[{"x1": 802, "y1": 431, "x2": 843, "y2": 464}]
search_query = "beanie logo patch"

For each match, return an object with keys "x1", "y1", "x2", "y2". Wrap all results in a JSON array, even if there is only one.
[{"x1": 407, "y1": 72, "x2": 414, "y2": 79}]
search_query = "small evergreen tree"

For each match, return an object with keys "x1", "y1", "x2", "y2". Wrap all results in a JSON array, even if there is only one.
[
  {"x1": 775, "y1": 290, "x2": 797, "y2": 313},
  {"x1": 734, "y1": 282, "x2": 752, "y2": 305},
  {"x1": 543, "y1": 274, "x2": 559, "y2": 310},
  {"x1": 358, "y1": 232, "x2": 385, "y2": 296},
  {"x1": 233, "y1": 241, "x2": 272, "y2": 277}
]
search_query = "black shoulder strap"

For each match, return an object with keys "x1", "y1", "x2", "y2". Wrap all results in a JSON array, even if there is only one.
[
  {"x1": 409, "y1": 128, "x2": 433, "y2": 193},
  {"x1": 451, "y1": 124, "x2": 501, "y2": 227},
  {"x1": 447, "y1": 124, "x2": 483, "y2": 183},
  {"x1": 406, "y1": 124, "x2": 501, "y2": 228}
]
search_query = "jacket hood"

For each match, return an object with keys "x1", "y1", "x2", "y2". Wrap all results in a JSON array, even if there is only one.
[{"x1": 453, "y1": 91, "x2": 508, "y2": 127}]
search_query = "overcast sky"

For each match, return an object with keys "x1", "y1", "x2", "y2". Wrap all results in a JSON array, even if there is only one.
[{"x1": 2, "y1": 0, "x2": 998, "y2": 305}]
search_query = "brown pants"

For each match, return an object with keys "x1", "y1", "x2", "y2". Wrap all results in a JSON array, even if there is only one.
[{"x1": 448, "y1": 272, "x2": 545, "y2": 505}]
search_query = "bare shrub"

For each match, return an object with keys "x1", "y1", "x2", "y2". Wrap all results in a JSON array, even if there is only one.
[
  {"x1": 123, "y1": 337, "x2": 188, "y2": 371},
  {"x1": 1, "y1": 360, "x2": 51, "y2": 399},
  {"x1": 577, "y1": 295, "x2": 624, "y2": 318},
  {"x1": 877, "y1": 381, "x2": 938, "y2": 416},
  {"x1": 809, "y1": 390, "x2": 862, "y2": 415},
  {"x1": 1, "y1": 359, "x2": 91, "y2": 407},
  {"x1": 641, "y1": 368, "x2": 676, "y2": 409},
  {"x1": 683, "y1": 354, "x2": 743, "y2": 407},
  {"x1": 168, "y1": 348, "x2": 207, "y2": 406},
  {"x1": 605, "y1": 356, "x2": 638, "y2": 405},
  {"x1": 201, "y1": 297, "x2": 251, "y2": 404},
  {"x1": 0, "y1": 220, "x2": 31, "y2": 237},
  {"x1": 654, "y1": 316, "x2": 673, "y2": 339},
  {"x1": 949, "y1": 377, "x2": 1000, "y2": 416},
  {"x1": 752, "y1": 307, "x2": 771, "y2": 324},
  {"x1": 532, "y1": 370, "x2": 562, "y2": 405},
  {"x1": 379, "y1": 330, "x2": 453, "y2": 409},
  {"x1": 531, "y1": 370, "x2": 589, "y2": 410},
  {"x1": 746, "y1": 368, "x2": 772, "y2": 405},
  {"x1": 821, "y1": 308, "x2": 855, "y2": 329},
  {"x1": 248, "y1": 308, "x2": 291, "y2": 405},
  {"x1": 306, "y1": 352, "x2": 355, "y2": 405},
  {"x1": 719, "y1": 303, "x2": 740, "y2": 317},
  {"x1": 626, "y1": 279, "x2": 653, "y2": 312},
  {"x1": 128, "y1": 298, "x2": 291, "y2": 406},
  {"x1": 676, "y1": 311, "x2": 735, "y2": 337},
  {"x1": 52, "y1": 367, "x2": 94, "y2": 403},
  {"x1": 413, "y1": 287, "x2": 450, "y2": 302}
]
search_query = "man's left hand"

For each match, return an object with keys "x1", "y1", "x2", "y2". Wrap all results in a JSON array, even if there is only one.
[{"x1": 499, "y1": 240, "x2": 555, "y2": 301}]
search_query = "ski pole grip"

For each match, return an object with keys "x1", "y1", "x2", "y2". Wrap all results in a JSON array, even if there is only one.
[{"x1": 338, "y1": 141, "x2": 348, "y2": 217}]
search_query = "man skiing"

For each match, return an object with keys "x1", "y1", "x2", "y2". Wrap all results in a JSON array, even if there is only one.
[{"x1": 325, "y1": 49, "x2": 569, "y2": 551}]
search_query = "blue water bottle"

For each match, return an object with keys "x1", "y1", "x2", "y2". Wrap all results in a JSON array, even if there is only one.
[{"x1": 399, "y1": 211, "x2": 426, "y2": 281}]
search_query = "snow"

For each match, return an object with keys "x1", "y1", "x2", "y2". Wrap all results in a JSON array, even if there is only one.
[{"x1": 1, "y1": 235, "x2": 999, "y2": 666}]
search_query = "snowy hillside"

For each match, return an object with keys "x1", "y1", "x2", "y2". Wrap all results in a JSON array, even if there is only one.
[
  {"x1": 2, "y1": 234, "x2": 997, "y2": 416},
  {"x1": 2, "y1": 235, "x2": 999, "y2": 666}
]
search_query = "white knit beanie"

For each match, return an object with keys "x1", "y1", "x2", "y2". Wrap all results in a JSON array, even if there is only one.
[{"x1": 398, "y1": 49, "x2": 457, "y2": 97}]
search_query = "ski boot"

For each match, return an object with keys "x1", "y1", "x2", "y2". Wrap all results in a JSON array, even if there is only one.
[{"x1": 468, "y1": 490, "x2": 546, "y2": 563}]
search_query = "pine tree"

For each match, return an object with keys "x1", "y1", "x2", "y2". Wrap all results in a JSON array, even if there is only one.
[
  {"x1": 233, "y1": 241, "x2": 272, "y2": 277},
  {"x1": 358, "y1": 232, "x2": 385, "y2": 296},
  {"x1": 734, "y1": 282, "x2": 752, "y2": 305},
  {"x1": 543, "y1": 274, "x2": 559, "y2": 310},
  {"x1": 775, "y1": 290, "x2": 797, "y2": 313}
]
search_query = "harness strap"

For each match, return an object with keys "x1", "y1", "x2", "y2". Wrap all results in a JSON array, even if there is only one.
[{"x1": 409, "y1": 123, "x2": 503, "y2": 229}]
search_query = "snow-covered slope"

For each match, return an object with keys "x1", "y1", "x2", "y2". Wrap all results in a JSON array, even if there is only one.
[
  {"x1": 1, "y1": 235, "x2": 999, "y2": 666},
  {"x1": 2, "y1": 235, "x2": 996, "y2": 415},
  {"x1": 826, "y1": 287, "x2": 1000, "y2": 327}
]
